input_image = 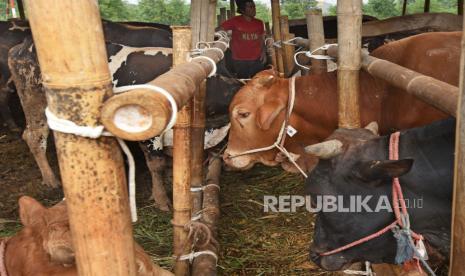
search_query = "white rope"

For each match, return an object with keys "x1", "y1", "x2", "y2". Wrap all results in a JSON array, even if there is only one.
[
  {"x1": 190, "y1": 55, "x2": 217, "y2": 78},
  {"x1": 190, "y1": 183, "x2": 221, "y2": 192},
  {"x1": 282, "y1": 36, "x2": 305, "y2": 46},
  {"x1": 46, "y1": 108, "x2": 139, "y2": 222},
  {"x1": 227, "y1": 77, "x2": 308, "y2": 178},
  {"x1": 178, "y1": 250, "x2": 218, "y2": 264},
  {"x1": 294, "y1": 43, "x2": 338, "y2": 71},
  {"x1": 113, "y1": 84, "x2": 178, "y2": 136},
  {"x1": 343, "y1": 262, "x2": 374, "y2": 276}
]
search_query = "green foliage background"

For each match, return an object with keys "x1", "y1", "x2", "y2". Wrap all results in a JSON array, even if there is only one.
[{"x1": 0, "y1": 0, "x2": 460, "y2": 24}]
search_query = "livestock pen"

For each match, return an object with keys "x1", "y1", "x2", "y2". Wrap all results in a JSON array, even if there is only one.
[{"x1": 0, "y1": 0, "x2": 464, "y2": 275}]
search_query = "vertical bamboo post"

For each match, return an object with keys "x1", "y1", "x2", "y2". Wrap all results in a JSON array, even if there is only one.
[
  {"x1": 271, "y1": 0, "x2": 284, "y2": 74},
  {"x1": 424, "y1": 0, "x2": 430, "y2": 12},
  {"x1": 191, "y1": 0, "x2": 201, "y2": 45},
  {"x1": 337, "y1": 0, "x2": 361, "y2": 128},
  {"x1": 306, "y1": 8, "x2": 326, "y2": 74},
  {"x1": 207, "y1": 0, "x2": 217, "y2": 38},
  {"x1": 459, "y1": 0, "x2": 463, "y2": 15},
  {"x1": 280, "y1": 16, "x2": 294, "y2": 77},
  {"x1": 172, "y1": 27, "x2": 193, "y2": 276},
  {"x1": 264, "y1": 21, "x2": 277, "y2": 69},
  {"x1": 230, "y1": 0, "x2": 235, "y2": 17},
  {"x1": 24, "y1": 1, "x2": 136, "y2": 275},
  {"x1": 220, "y1": 7, "x2": 227, "y2": 25},
  {"x1": 402, "y1": 0, "x2": 408, "y2": 15},
  {"x1": 200, "y1": 0, "x2": 210, "y2": 43},
  {"x1": 450, "y1": 10, "x2": 465, "y2": 276}
]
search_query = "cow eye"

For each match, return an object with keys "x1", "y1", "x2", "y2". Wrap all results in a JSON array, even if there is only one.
[{"x1": 238, "y1": 111, "x2": 250, "y2": 119}]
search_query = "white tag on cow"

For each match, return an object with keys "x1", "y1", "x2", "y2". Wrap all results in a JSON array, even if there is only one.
[
  {"x1": 415, "y1": 239, "x2": 428, "y2": 260},
  {"x1": 287, "y1": 125, "x2": 297, "y2": 137}
]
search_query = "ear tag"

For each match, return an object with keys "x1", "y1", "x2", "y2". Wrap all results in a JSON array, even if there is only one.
[
  {"x1": 414, "y1": 239, "x2": 428, "y2": 260},
  {"x1": 287, "y1": 125, "x2": 297, "y2": 137}
]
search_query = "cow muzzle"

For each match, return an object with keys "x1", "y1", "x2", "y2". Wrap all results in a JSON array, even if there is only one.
[
  {"x1": 310, "y1": 246, "x2": 350, "y2": 271},
  {"x1": 223, "y1": 150, "x2": 255, "y2": 170}
]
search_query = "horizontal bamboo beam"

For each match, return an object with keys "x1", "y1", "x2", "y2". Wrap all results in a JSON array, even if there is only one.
[
  {"x1": 327, "y1": 46, "x2": 458, "y2": 117},
  {"x1": 100, "y1": 34, "x2": 229, "y2": 141}
]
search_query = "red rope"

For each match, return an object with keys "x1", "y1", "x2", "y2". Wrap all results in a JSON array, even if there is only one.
[{"x1": 319, "y1": 132, "x2": 423, "y2": 256}]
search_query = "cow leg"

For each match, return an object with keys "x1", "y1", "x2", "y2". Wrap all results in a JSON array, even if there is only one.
[
  {"x1": 0, "y1": 87, "x2": 20, "y2": 132},
  {"x1": 22, "y1": 125, "x2": 60, "y2": 187},
  {"x1": 139, "y1": 143, "x2": 171, "y2": 211}
]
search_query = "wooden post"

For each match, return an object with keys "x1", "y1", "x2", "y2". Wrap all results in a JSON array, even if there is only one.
[
  {"x1": 424, "y1": 0, "x2": 430, "y2": 13},
  {"x1": 306, "y1": 8, "x2": 326, "y2": 74},
  {"x1": 172, "y1": 27, "x2": 193, "y2": 276},
  {"x1": 280, "y1": 16, "x2": 294, "y2": 77},
  {"x1": 207, "y1": 0, "x2": 217, "y2": 38},
  {"x1": 402, "y1": 0, "x2": 408, "y2": 15},
  {"x1": 24, "y1": 0, "x2": 136, "y2": 275},
  {"x1": 337, "y1": 0, "x2": 362, "y2": 128},
  {"x1": 230, "y1": 0, "x2": 236, "y2": 17},
  {"x1": 220, "y1": 7, "x2": 227, "y2": 25},
  {"x1": 191, "y1": 155, "x2": 222, "y2": 276},
  {"x1": 271, "y1": 0, "x2": 284, "y2": 75},
  {"x1": 450, "y1": 11, "x2": 465, "y2": 276},
  {"x1": 459, "y1": 0, "x2": 463, "y2": 15},
  {"x1": 200, "y1": 0, "x2": 210, "y2": 43},
  {"x1": 16, "y1": 0, "x2": 25, "y2": 19}
]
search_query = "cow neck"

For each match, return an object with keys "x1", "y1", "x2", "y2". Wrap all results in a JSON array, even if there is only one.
[
  {"x1": 0, "y1": 238, "x2": 9, "y2": 276},
  {"x1": 319, "y1": 131, "x2": 433, "y2": 275},
  {"x1": 229, "y1": 76, "x2": 308, "y2": 177}
]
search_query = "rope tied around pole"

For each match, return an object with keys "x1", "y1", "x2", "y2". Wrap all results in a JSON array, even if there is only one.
[
  {"x1": 45, "y1": 108, "x2": 139, "y2": 223},
  {"x1": 294, "y1": 43, "x2": 338, "y2": 71}
]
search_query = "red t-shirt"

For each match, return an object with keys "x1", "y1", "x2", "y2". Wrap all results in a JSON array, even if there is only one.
[{"x1": 221, "y1": 16, "x2": 264, "y2": 61}]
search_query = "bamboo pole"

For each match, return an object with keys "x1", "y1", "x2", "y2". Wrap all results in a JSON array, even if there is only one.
[
  {"x1": 207, "y1": 0, "x2": 217, "y2": 38},
  {"x1": 424, "y1": 0, "x2": 430, "y2": 13},
  {"x1": 230, "y1": 0, "x2": 235, "y2": 17},
  {"x1": 280, "y1": 16, "x2": 294, "y2": 77},
  {"x1": 200, "y1": 0, "x2": 211, "y2": 43},
  {"x1": 450, "y1": 11, "x2": 465, "y2": 276},
  {"x1": 306, "y1": 8, "x2": 326, "y2": 74},
  {"x1": 172, "y1": 26, "x2": 193, "y2": 276},
  {"x1": 24, "y1": 1, "x2": 136, "y2": 275},
  {"x1": 191, "y1": 155, "x2": 222, "y2": 276},
  {"x1": 327, "y1": 46, "x2": 458, "y2": 117},
  {"x1": 337, "y1": 0, "x2": 362, "y2": 129},
  {"x1": 265, "y1": 22, "x2": 278, "y2": 69},
  {"x1": 100, "y1": 35, "x2": 229, "y2": 141},
  {"x1": 271, "y1": 0, "x2": 284, "y2": 74},
  {"x1": 220, "y1": 7, "x2": 227, "y2": 25}
]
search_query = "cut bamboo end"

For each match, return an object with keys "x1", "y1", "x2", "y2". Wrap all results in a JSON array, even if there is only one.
[{"x1": 100, "y1": 90, "x2": 171, "y2": 141}]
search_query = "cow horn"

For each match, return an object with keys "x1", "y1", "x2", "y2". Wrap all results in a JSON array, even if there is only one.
[
  {"x1": 304, "y1": 139, "x2": 343, "y2": 159},
  {"x1": 364, "y1": 121, "x2": 379, "y2": 135}
]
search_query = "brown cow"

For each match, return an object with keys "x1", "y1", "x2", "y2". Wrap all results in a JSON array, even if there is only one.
[
  {"x1": 0, "y1": 196, "x2": 173, "y2": 276},
  {"x1": 224, "y1": 31, "x2": 459, "y2": 173}
]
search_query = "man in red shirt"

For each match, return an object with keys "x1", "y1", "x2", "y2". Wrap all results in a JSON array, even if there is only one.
[{"x1": 220, "y1": 0, "x2": 266, "y2": 79}]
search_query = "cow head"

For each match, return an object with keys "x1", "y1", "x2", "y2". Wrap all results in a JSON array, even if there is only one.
[
  {"x1": 305, "y1": 124, "x2": 414, "y2": 270},
  {"x1": 224, "y1": 69, "x2": 288, "y2": 170},
  {"x1": 18, "y1": 196, "x2": 75, "y2": 265}
]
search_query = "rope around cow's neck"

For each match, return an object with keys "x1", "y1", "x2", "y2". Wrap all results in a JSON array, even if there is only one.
[{"x1": 227, "y1": 76, "x2": 308, "y2": 178}]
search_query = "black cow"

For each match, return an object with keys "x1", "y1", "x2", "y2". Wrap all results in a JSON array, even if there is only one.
[
  {"x1": 8, "y1": 24, "x2": 241, "y2": 211},
  {"x1": 304, "y1": 119, "x2": 454, "y2": 271},
  {"x1": 0, "y1": 20, "x2": 30, "y2": 131}
]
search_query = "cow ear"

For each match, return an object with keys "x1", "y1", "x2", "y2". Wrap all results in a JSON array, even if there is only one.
[
  {"x1": 256, "y1": 74, "x2": 276, "y2": 88},
  {"x1": 357, "y1": 159, "x2": 413, "y2": 182},
  {"x1": 256, "y1": 99, "x2": 285, "y2": 130},
  {"x1": 19, "y1": 196, "x2": 46, "y2": 227}
]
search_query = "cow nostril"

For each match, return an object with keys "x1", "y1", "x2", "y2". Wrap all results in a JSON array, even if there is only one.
[{"x1": 310, "y1": 250, "x2": 321, "y2": 263}]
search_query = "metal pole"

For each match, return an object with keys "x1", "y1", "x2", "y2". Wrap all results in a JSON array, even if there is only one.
[{"x1": 24, "y1": 0, "x2": 136, "y2": 275}]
